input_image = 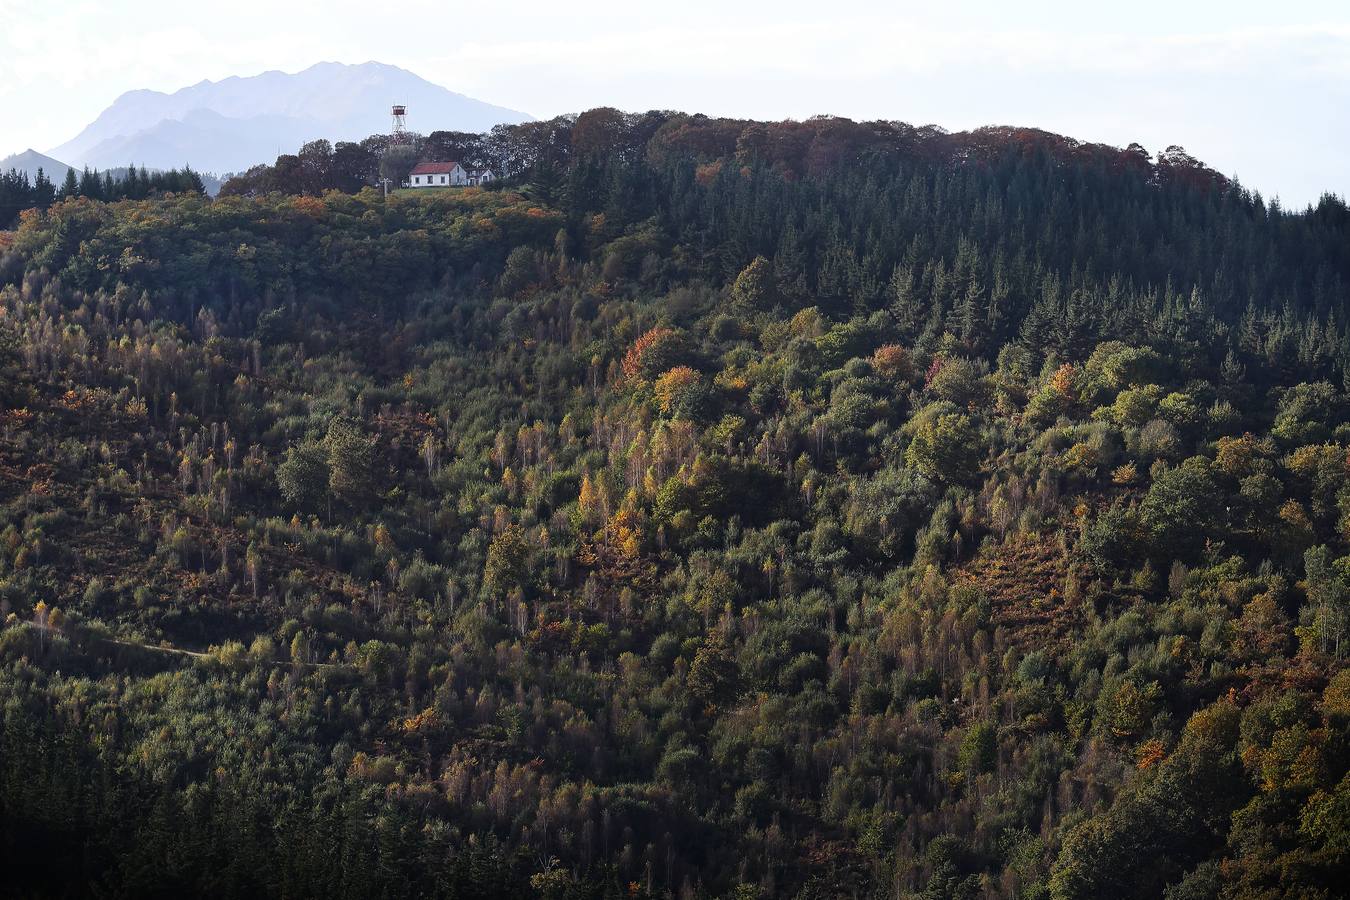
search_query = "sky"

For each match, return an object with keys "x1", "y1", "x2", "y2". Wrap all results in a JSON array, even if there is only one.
[{"x1": 1, "y1": 0, "x2": 1347, "y2": 207}]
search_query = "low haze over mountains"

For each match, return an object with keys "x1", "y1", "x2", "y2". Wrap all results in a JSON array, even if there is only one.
[{"x1": 45, "y1": 61, "x2": 533, "y2": 176}]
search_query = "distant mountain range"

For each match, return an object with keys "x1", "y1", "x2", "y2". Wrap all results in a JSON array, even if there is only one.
[{"x1": 46, "y1": 61, "x2": 533, "y2": 177}]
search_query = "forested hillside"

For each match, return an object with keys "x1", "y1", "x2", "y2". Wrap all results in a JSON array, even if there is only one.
[{"x1": 1, "y1": 109, "x2": 1349, "y2": 899}]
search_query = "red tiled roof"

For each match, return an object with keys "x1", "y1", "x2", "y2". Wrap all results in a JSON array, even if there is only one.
[{"x1": 410, "y1": 161, "x2": 460, "y2": 175}]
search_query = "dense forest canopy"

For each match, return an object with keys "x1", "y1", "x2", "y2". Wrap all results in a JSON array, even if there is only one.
[{"x1": 0, "y1": 108, "x2": 1348, "y2": 899}]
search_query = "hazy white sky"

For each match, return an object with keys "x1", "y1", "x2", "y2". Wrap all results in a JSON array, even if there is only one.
[{"x1": 1, "y1": 0, "x2": 1347, "y2": 206}]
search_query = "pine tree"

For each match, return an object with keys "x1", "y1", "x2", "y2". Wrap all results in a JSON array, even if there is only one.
[
  {"x1": 79, "y1": 167, "x2": 100, "y2": 200},
  {"x1": 32, "y1": 167, "x2": 56, "y2": 207},
  {"x1": 59, "y1": 167, "x2": 79, "y2": 199},
  {"x1": 730, "y1": 256, "x2": 779, "y2": 312}
]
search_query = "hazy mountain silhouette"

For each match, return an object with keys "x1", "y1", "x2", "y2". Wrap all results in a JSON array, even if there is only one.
[
  {"x1": 0, "y1": 149, "x2": 72, "y2": 182},
  {"x1": 50, "y1": 61, "x2": 533, "y2": 176}
]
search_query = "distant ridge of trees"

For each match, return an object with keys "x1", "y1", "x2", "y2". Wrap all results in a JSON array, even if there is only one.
[
  {"x1": 0, "y1": 163, "x2": 206, "y2": 228},
  {"x1": 218, "y1": 109, "x2": 1237, "y2": 200}
]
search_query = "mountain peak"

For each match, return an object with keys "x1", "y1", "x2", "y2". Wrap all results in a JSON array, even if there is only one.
[{"x1": 0, "y1": 148, "x2": 72, "y2": 181}]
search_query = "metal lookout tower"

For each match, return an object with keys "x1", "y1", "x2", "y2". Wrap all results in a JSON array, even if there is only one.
[{"x1": 381, "y1": 104, "x2": 411, "y2": 198}]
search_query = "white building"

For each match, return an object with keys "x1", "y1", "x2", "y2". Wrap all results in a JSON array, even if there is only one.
[
  {"x1": 406, "y1": 161, "x2": 499, "y2": 189},
  {"x1": 407, "y1": 161, "x2": 467, "y2": 188}
]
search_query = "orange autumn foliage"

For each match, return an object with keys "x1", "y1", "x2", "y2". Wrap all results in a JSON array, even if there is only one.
[
  {"x1": 871, "y1": 344, "x2": 913, "y2": 381},
  {"x1": 621, "y1": 327, "x2": 677, "y2": 381},
  {"x1": 1049, "y1": 362, "x2": 1077, "y2": 399},
  {"x1": 654, "y1": 366, "x2": 702, "y2": 415}
]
